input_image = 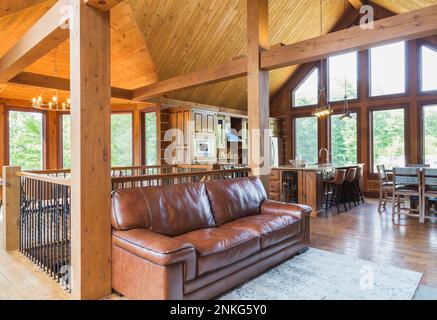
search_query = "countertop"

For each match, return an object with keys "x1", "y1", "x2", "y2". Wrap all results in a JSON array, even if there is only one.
[{"x1": 271, "y1": 164, "x2": 364, "y2": 172}]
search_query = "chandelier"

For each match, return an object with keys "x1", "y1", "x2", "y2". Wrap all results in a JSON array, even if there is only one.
[
  {"x1": 32, "y1": 95, "x2": 71, "y2": 112},
  {"x1": 31, "y1": 48, "x2": 71, "y2": 112},
  {"x1": 340, "y1": 77, "x2": 353, "y2": 120},
  {"x1": 312, "y1": 0, "x2": 332, "y2": 118},
  {"x1": 312, "y1": 86, "x2": 333, "y2": 118}
]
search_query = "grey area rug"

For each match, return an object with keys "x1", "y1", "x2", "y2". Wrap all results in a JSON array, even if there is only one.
[{"x1": 220, "y1": 248, "x2": 423, "y2": 300}]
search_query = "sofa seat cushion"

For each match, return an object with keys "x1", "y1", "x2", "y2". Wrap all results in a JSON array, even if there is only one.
[
  {"x1": 176, "y1": 228, "x2": 260, "y2": 276},
  {"x1": 221, "y1": 214, "x2": 301, "y2": 249}
]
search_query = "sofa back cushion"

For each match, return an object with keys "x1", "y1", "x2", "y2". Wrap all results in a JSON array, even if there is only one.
[
  {"x1": 205, "y1": 177, "x2": 267, "y2": 226},
  {"x1": 112, "y1": 182, "x2": 216, "y2": 236}
]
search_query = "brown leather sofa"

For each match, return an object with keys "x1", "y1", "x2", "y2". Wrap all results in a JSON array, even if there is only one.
[{"x1": 111, "y1": 177, "x2": 311, "y2": 300}]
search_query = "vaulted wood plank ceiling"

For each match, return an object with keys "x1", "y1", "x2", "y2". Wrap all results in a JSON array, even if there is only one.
[{"x1": 1, "y1": 0, "x2": 437, "y2": 110}]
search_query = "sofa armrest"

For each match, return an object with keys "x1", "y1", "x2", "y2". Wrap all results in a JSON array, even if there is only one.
[
  {"x1": 113, "y1": 229, "x2": 197, "y2": 280},
  {"x1": 261, "y1": 200, "x2": 312, "y2": 219}
]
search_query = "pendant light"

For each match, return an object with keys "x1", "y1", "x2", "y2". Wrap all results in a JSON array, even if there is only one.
[
  {"x1": 340, "y1": 76, "x2": 353, "y2": 120},
  {"x1": 312, "y1": 0, "x2": 332, "y2": 118}
]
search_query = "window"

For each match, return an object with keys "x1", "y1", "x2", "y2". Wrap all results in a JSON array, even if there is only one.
[
  {"x1": 423, "y1": 105, "x2": 437, "y2": 167},
  {"x1": 61, "y1": 114, "x2": 71, "y2": 168},
  {"x1": 421, "y1": 45, "x2": 437, "y2": 92},
  {"x1": 370, "y1": 41, "x2": 406, "y2": 97},
  {"x1": 293, "y1": 68, "x2": 319, "y2": 107},
  {"x1": 145, "y1": 112, "x2": 157, "y2": 165},
  {"x1": 294, "y1": 116, "x2": 318, "y2": 164},
  {"x1": 330, "y1": 114, "x2": 357, "y2": 164},
  {"x1": 372, "y1": 108, "x2": 405, "y2": 171},
  {"x1": 8, "y1": 110, "x2": 43, "y2": 170},
  {"x1": 328, "y1": 52, "x2": 358, "y2": 102},
  {"x1": 111, "y1": 113, "x2": 133, "y2": 167}
]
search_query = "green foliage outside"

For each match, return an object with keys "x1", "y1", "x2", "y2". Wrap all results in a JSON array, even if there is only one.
[
  {"x1": 145, "y1": 112, "x2": 157, "y2": 165},
  {"x1": 424, "y1": 105, "x2": 437, "y2": 167},
  {"x1": 9, "y1": 111, "x2": 43, "y2": 170},
  {"x1": 111, "y1": 114, "x2": 133, "y2": 167},
  {"x1": 329, "y1": 78, "x2": 357, "y2": 102},
  {"x1": 331, "y1": 114, "x2": 357, "y2": 164},
  {"x1": 62, "y1": 115, "x2": 71, "y2": 168},
  {"x1": 295, "y1": 117, "x2": 318, "y2": 164},
  {"x1": 372, "y1": 109, "x2": 405, "y2": 171}
]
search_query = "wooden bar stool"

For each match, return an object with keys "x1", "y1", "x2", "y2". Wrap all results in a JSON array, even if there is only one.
[
  {"x1": 353, "y1": 166, "x2": 364, "y2": 205},
  {"x1": 345, "y1": 168, "x2": 357, "y2": 210},
  {"x1": 324, "y1": 169, "x2": 347, "y2": 214}
]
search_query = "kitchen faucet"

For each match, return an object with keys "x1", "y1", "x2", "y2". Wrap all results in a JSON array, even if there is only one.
[{"x1": 319, "y1": 148, "x2": 330, "y2": 164}]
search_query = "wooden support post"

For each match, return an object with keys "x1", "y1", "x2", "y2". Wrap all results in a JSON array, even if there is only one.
[
  {"x1": 69, "y1": 0, "x2": 112, "y2": 300},
  {"x1": 247, "y1": 0, "x2": 270, "y2": 191},
  {"x1": 133, "y1": 109, "x2": 142, "y2": 166},
  {"x1": 2, "y1": 166, "x2": 21, "y2": 252},
  {"x1": 408, "y1": 40, "x2": 420, "y2": 165},
  {"x1": 358, "y1": 50, "x2": 369, "y2": 193}
]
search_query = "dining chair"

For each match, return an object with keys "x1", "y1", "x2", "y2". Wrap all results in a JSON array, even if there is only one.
[
  {"x1": 392, "y1": 167, "x2": 422, "y2": 222},
  {"x1": 421, "y1": 168, "x2": 437, "y2": 222},
  {"x1": 376, "y1": 164, "x2": 393, "y2": 213}
]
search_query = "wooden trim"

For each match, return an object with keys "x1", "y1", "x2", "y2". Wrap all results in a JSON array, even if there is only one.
[
  {"x1": 0, "y1": 0, "x2": 70, "y2": 82},
  {"x1": 261, "y1": 5, "x2": 437, "y2": 70},
  {"x1": 0, "y1": 104, "x2": 5, "y2": 175}
]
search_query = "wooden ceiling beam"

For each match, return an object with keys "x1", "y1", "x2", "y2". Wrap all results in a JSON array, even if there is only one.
[
  {"x1": 261, "y1": 4, "x2": 437, "y2": 70},
  {"x1": 9, "y1": 72, "x2": 133, "y2": 100},
  {"x1": 0, "y1": 0, "x2": 70, "y2": 83},
  {"x1": 347, "y1": 0, "x2": 363, "y2": 10},
  {"x1": 84, "y1": 0, "x2": 122, "y2": 11},
  {"x1": 132, "y1": 57, "x2": 247, "y2": 101},
  {"x1": 0, "y1": 0, "x2": 47, "y2": 18}
]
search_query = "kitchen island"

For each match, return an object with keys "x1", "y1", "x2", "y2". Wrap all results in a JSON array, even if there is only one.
[{"x1": 269, "y1": 164, "x2": 364, "y2": 216}]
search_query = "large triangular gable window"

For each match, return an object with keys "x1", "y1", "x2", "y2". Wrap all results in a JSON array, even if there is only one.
[{"x1": 292, "y1": 68, "x2": 319, "y2": 107}]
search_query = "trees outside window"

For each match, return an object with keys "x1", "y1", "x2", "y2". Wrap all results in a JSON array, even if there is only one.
[
  {"x1": 423, "y1": 105, "x2": 437, "y2": 167},
  {"x1": 421, "y1": 45, "x2": 437, "y2": 92},
  {"x1": 111, "y1": 113, "x2": 133, "y2": 167},
  {"x1": 370, "y1": 41, "x2": 406, "y2": 97},
  {"x1": 9, "y1": 111, "x2": 43, "y2": 170},
  {"x1": 293, "y1": 68, "x2": 319, "y2": 107},
  {"x1": 145, "y1": 112, "x2": 157, "y2": 165},
  {"x1": 294, "y1": 116, "x2": 318, "y2": 164},
  {"x1": 62, "y1": 114, "x2": 71, "y2": 168},
  {"x1": 372, "y1": 108, "x2": 405, "y2": 171},
  {"x1": 331, "y1": 114, "x2": 357, "y2": 164},
  {"x1": 328, "y1": 52, "x2": 358, "y2": 102}
]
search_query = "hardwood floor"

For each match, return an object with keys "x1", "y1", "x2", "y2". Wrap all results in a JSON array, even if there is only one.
[
  {"x1": 311, "y1": 198, "x2": 437, "y2": 287},
  {"x1": 0, "y1": 198, "x2": 436, "y2": 299},
  {"x1": 0, "y1": 213, "x2": 70, "y2": 300}
]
